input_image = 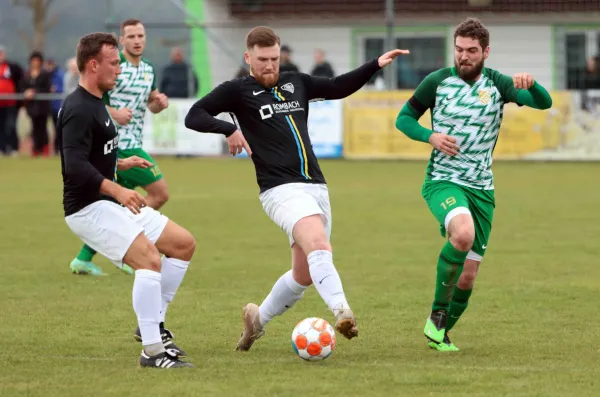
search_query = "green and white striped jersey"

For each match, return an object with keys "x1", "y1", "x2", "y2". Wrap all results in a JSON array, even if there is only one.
[
  {"x1": 411, "y1": 67, "x2": 521, "y2": 190},
  {"x1": 103, "y1": 52, "x2": 156, "y2": 150}
]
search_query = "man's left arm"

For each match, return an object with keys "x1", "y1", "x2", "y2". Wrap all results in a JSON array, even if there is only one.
[
  {"x1": 515, "y1": 80, "x2": 553, "y2": 110},
  {"x1": 496, "y1": 71, "x2": 553, "y2": 110},
  {"x1": 299, "y1": 49, "x2": 409, "y2": 101}
]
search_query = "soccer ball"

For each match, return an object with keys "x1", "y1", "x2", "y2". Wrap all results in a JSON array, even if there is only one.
[{"x1": 291, "y1": 317, "x2": 336, "y2": 361}]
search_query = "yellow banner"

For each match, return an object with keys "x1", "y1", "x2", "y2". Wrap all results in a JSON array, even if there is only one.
[{"x1": 343, "y1": 90, "x2": 599, "y2": 160}]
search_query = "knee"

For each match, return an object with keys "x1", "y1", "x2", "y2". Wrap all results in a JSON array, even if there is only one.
[
  {"x1": 292, "y1": 215, "x2": 331, "y2": 254},
  {"x1": 148, "y1": 250, "x2": 162, "y2": 272},
  {"x1": 304, "y1": 227, "x2": 331, "y2": 253},
  {"x1": 155, "y1": 190, "x2": 170, "y2": 207},
  {"x1": 148, "y1": 187, "x2": 169, "y2": 208},
  {"x1": 180, "y1": 233, "x2": 196, "y2": 261},
  {"x1": 306, "y1": 238, "x2": 331, "y2": 254},
  {"x1": 450, "y1": 227, "x2": 475, "y2": 252},
  {"x1": 314, "y1": 239, "x2": 331, "y2": 252},
  {"x1": 173, "y1": 231, "x2": 196, "y2": 262}
]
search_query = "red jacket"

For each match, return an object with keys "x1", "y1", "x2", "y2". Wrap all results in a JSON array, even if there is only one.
[{"x1": 0, "y1": 62, "x2": 17, "y2": 107}]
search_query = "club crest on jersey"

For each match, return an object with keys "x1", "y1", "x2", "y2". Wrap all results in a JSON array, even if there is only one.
[
  {"x1": 478, "y1": 89, "x2": 491, "y2": 105},
  {"x1": 281, "y1": 82, "x2": 294, "y2": 94}
]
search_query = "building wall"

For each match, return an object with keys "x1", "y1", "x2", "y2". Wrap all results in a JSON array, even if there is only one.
[
  {"x1": 204, "y1": 0, "x2": 600, "y2": 90},
  {"x1": 473, "y1": 25, "x2": 553, "y2": 88}
]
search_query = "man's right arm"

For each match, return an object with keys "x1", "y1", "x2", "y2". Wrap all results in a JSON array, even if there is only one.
[
  {"x1": 184, "y1": 80, "x2": 239, "y2": 136},
  {"x1": 61, "y1": 106, "x2": 108, "y2": 194},
  {"x1": 395, "y1": 72, "x2": 439, "y2": 143},
  {"x1": 102, "y1": 92, "x2": 132, "y2": 125},
  {"x1": 395, "y1": 71, "x2": 460, "y2": 156}
]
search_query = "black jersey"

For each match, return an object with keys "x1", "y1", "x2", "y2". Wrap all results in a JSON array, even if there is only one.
[
  {"x1": 57, "y1": 86, "x2": 119, "y2": 216},
  {"x1": 185, "y1": 58, "x2": 381, "y2": 192}
]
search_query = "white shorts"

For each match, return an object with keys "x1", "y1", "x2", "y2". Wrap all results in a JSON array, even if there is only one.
[
  {"x1": 259, "y1": 183, "x2": 332, "y2": 247},
  {"x1": 65, "y1": 200, "x2": 169, "y2": 268}
]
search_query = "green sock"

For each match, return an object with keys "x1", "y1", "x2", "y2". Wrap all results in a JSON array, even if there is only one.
[
  {"x1": 446, "y1": 287, "x2": 473, "y2": 331},
  {"x1": 432, "y1": 241, "x2": 469, "y2": 312},
  {"x1": 76, "y1": 244, "x2": 97, "y2": 262}
]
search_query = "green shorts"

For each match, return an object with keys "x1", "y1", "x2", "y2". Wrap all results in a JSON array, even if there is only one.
[
  {"x1": 116, "y1": 148, "x2": 163, "y2": 189},
  {"x1": 422, "y1": 180, "x2": 495, "y2": 259}
]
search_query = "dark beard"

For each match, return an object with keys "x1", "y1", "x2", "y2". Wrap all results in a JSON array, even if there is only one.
[
  {"x1": 455, "y1": 59, "x2": 484, "y2": 81},
  {"x1": 253, "y1": 71, "x2": 279, "y2": 89}
]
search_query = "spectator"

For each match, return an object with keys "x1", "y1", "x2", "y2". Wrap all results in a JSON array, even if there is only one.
[
  {"x1": 22, "y1": 51, "x2": 52, "y2": 157},
  {"x1": 160, "y1": 47, "x2": 198, "y2": 98},
  {"x1": 235, "y1": 66, "x2": 250, "y2": 78},
  {"x1": 63, "y1": 57, "x2": 79, "y2": 95},
  {"x1": 280, "y1": 45, "x2": 299, "y2": 73},
  {"x1": 310, "y1": 49, "x2": 335, "y2": 78},
  {"x1": 235, "y1": 57, "x2": 250, "y2": 78},
  {"x1": 45, "y1": 58, "x2": 64, "y2": 154},
  {"x1": 584, "y1": 55, "x2": 600, "y2": 89},
  {"x1": 0, "y1": 45, "x2": 23, "y2": 156}
]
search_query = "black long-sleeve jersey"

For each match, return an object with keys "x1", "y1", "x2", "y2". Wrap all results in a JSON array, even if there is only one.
[
  {"x1": 185, "y1": 58, "x2": 382, "y2": 192},
  {"x1": 57, "y1": 86, "x2": 119, "y2": 216}
]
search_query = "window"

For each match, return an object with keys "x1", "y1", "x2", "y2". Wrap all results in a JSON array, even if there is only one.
[
  {"x1": 396, "y1": 37, "x2": 446, "y2": 89},
  {"x1": 565, "y1": 33, "x2": 587, "y2": 89},
  {"x1": 364, "y1": 38, "x2": 384, "y2": 85},
  {"x1": 557, "y1": 27, "x2": 600, "y2": 90},
  {"x1": 360, "y1": 33, "x2": 447, "y2": 89}
]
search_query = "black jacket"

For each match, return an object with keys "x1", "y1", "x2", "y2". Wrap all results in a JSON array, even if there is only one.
[{"x1": 160, "y1": 62, "x2": 198, "y2": 98}]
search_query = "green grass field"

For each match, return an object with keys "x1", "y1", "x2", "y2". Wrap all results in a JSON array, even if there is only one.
[{"x1": 1, "y1": 157, "x2": 599, "y2": 397}]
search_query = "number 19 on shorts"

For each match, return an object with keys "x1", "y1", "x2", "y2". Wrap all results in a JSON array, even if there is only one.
[{"x1": 440, "y1": 196, "x2": 457, "y2": 210}]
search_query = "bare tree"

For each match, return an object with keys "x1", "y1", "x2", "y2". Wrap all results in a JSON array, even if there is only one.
[{"x1": 12, "y1": 0, "x2": 58, "y2": 52}]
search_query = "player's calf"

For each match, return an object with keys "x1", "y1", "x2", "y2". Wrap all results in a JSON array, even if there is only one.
[
  {"x1": 457, "y1": 259, "x2": 480, "y2": 289},
  {"x1": 240, "y1": 248, "x2": 310, "y2": 351},
  {"x1": 124, "y1": 234, "x2": 167, "y2": 359},
  {"x1": 293, "y1": 216, "x2": 358, "y2": 339},
  {"x1": 132, "y1": 220, "x2": 196, "y2": 357}
]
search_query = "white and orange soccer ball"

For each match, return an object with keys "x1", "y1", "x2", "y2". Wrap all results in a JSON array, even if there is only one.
[{"x1": 291, "y1": 317, "x2": 336, "y2": 361}]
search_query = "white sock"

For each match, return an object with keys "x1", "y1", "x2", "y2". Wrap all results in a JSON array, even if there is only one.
[
  {"x1": 132, "y1": 269, "x2": 164, "y2": 352},
  {"x1": 258, "y1": 270, "x2": 307, "y2": 327},
  {"x1": 159, "y1": 256, "x2": 190, "y2": 323},
  {"x1": 307, "y1": 250, "x2": 350, "y2": 314}
]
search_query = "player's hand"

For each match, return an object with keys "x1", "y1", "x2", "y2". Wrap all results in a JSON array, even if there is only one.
[
  {"x1": 226, "y1": 130, "x2": 252, "y2": 157},
  {"x1": 113, "y1": 108, "x2": 133, "y2": 125},
  {"x1": 154, "y1": 93, "x2": 169, "y2": 110},
  {"x1": 117, "y1": 156, "x2": 153, "y2": 171},
  {"x1": 378, "y1": 49, "x2": 410, "y2": 68},
  {"x1": 115, "y1": 187, "x2": 147, "y2": 215},
  {"x1": 429, "y1": 133, "x2": 459, "y2": 156},
  {"x1": 513, "y1": 73, "x2": 535, "y2": 89}
]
